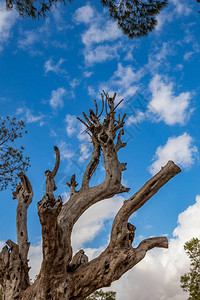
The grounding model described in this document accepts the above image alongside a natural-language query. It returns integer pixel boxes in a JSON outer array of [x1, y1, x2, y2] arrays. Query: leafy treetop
[[180, 238, 200, 300], [0, 116, 30, 191], [85, 289, 116, 300], [6, 0, 168, 38]]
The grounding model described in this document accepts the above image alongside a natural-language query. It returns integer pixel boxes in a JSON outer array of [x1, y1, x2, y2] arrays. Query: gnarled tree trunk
[[0, 92, 181, 299]]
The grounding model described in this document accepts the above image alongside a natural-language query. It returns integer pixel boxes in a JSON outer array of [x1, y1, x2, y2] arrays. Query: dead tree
[[0, 92, 181, 299]]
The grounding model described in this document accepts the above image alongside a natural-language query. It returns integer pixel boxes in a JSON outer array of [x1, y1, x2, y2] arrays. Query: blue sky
[[0, 0, 200, 298]]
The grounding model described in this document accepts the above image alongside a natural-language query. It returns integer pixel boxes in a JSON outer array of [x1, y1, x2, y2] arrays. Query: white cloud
[[155, 0, 192, 32], [70, 78, 80, 89], [84, 44, 120, 64], [64, 114, 91, 162], [50, 129, 57, 137], [170, 0, 192, 16], [28, 241, 42, 281], [147, 42, 175, 73], [61, 191, 70, 204], [73, 4, 123, 65], [44, 58, 66, 74], [0, 240, 5, 249], [25, 110, 44, 125], [183, 28, 200, 54], [78, 143, 91, 162], [49, 87, 66, 109], [112, 63, 143, 90], [58, 140, 74, 160], [149, 133, 198, 175], [83, 71, 93, 78], [71, 195, 125, 253], [183, 51, 194, 61], [82, 20, 122, 47], [16, 107, 44, 126], [155, 10, 173, 32], [18, 18, 63, 55], [65, 114, 78, 137], [149, 75, 192, 125], [96, 63, 143, 101], [127, 111, 145, 126], [18, 30, 40, 51], [3, 192, 200, 300], [111, 195, 200, 300], [17, 20, 51, 54], [51, 4, 72, 31], [0, 4, 17, 52], [73, 4, 95, 24]]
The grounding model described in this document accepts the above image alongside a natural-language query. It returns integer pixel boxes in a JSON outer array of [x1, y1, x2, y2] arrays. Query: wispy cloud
[[51, 4, 72, 31], [89, 63, 144, 102], [18, 14, 68, 55], [49, 87, 66, 110], [0, 4, 17, 52], [149, 133, 198, 175], [58, 140, 74, 160], [83, 70, 93, 78], [16, 107, 44, 126], [28, 240, 43, 281], [44, 58, 67, 75], [155, 0, 192, 32], [84, 43, 120, 64], [147, 42, 175, 74], [73, 4, 124, 65], [70, 78, 80, 89], [182, 26, 200, 60], [17, 19, 52, 55], [78, 142, 91, 163], [65, 115, 91, 162], [65, 114, 77, 137], [183, 51, 194, 61], [170, 0, 192, 16]]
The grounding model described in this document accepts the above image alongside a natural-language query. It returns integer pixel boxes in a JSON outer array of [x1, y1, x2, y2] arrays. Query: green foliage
[[101, 0, 168, 38], [85, 289, 116, 300], [0, 116, 30, 191], [6, 0, 167, 38], [180, 238, 200, 300]]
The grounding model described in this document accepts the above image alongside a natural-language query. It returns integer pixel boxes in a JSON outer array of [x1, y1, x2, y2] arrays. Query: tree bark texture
[[0, 92, 181, 299]]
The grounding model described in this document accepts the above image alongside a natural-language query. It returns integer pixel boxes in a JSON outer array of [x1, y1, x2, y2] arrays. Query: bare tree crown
[[0, 92, 181, 299]]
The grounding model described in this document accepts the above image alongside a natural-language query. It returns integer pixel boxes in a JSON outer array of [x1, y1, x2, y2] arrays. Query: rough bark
[[0, 172, 33, 299], [0, 92, 181, 299]]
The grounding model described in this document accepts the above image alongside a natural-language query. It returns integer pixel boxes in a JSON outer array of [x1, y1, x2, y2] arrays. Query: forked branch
[[67, 174, 79, 196], [70, 161, 181, 299]]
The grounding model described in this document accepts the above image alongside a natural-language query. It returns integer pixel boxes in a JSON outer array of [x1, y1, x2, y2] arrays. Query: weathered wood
[[0, 92, 181, 299]]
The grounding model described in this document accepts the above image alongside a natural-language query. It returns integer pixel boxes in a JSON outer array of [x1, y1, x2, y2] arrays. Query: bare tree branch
[[1, 92, 182, 300], [51, 146, 60, 177], [81, 141, 101, 188], [67, 174, 79, 196], [115, 129, 126, 151], [45, 146, 60, 198], [110, 160, 181, 246], [70, 161, 180, 299]]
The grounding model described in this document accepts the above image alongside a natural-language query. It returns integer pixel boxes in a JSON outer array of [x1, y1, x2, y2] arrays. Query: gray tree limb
[[0, 92, 181, 300]]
